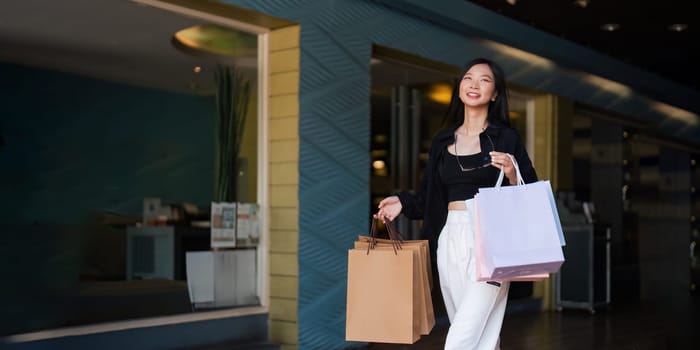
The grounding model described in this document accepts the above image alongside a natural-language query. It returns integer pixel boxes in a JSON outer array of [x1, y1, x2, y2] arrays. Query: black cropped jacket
[[397, 124, 538, 248]]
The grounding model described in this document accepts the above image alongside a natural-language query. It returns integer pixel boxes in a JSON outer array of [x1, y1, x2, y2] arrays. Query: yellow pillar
[[531, 94, 573, 310], [268, 24, 301, 350]]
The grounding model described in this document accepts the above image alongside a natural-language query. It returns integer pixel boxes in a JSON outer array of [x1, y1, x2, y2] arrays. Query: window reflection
[[0, 2, 259, 335]]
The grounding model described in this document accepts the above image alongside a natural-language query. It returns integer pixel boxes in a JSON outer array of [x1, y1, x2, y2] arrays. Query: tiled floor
[[360, 298, 700, 350]]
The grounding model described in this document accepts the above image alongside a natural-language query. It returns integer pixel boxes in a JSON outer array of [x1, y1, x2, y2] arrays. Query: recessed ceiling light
[[573, 0, 590, 8], [668, 23, 688, 32], [600, 23, 620, 32], [506, 0, 517, 5]]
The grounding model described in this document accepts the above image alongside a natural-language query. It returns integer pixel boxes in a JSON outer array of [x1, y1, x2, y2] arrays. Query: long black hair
[[443, 58, 511, 128]]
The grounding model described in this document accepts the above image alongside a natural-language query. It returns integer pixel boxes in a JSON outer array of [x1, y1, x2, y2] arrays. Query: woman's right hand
[[375, 195, 402, 223]]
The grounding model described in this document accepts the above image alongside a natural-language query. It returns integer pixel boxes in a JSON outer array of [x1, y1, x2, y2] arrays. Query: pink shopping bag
[[472, 155, 565, 281], [467, 199, 549, 282], [473, 200, 552, 282]]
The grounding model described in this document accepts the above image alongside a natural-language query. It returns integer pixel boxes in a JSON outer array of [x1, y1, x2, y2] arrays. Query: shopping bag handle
[[367, 217, 403, 255], [495, 154, 525, 189], [385, 220, 404, 243]]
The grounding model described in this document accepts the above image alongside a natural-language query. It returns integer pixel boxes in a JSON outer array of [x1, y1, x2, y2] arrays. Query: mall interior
[[0, 0, 698, 349]]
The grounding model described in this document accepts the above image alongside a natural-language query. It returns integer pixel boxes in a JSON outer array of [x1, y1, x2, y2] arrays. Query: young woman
[[375, 58, 537, 349]]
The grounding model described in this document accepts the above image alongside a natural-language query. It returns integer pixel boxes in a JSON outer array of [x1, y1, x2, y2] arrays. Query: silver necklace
[[454, 132, 495, 172]]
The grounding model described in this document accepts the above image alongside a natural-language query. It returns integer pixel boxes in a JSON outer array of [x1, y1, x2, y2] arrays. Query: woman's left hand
[[489, 151, 516, 185]]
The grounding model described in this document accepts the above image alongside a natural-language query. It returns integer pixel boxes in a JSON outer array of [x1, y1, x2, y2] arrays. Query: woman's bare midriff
[[447, 201, 467, 211]]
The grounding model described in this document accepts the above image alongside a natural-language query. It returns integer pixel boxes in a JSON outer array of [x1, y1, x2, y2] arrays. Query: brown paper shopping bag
[[358, 235, 433, 290], [353, 240, 434, 336], [345, 247, 420, 344]]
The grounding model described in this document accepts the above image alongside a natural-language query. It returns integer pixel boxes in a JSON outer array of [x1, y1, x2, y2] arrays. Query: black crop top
[[441, 150, 499, 201]]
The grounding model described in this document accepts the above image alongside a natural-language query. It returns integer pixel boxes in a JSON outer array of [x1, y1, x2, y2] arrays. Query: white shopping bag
[[472, 155, 565, 281]]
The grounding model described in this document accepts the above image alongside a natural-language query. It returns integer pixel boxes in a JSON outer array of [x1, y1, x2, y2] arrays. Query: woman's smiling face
[[459, 63, 497, 107]]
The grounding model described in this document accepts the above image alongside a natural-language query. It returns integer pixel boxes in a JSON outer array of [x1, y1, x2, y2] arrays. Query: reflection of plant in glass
[[214, 64, 250, 202]]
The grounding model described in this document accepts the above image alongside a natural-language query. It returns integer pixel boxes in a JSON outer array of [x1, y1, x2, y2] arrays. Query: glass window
[[0, 1, 261, 336]]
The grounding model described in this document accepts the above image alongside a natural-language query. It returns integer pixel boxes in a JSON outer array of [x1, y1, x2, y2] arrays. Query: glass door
[[370, 56, 454, 239]]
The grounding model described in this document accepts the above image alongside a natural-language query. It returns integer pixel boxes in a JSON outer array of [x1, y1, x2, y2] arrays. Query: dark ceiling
[[466, 0, 697, 91]]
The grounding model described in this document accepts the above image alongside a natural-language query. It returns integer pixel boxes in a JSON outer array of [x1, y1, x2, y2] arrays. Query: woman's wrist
[[506, 171, 517, 185]]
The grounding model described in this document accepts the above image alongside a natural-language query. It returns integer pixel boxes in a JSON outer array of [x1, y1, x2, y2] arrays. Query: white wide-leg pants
[[437, 207, 510, 350]]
